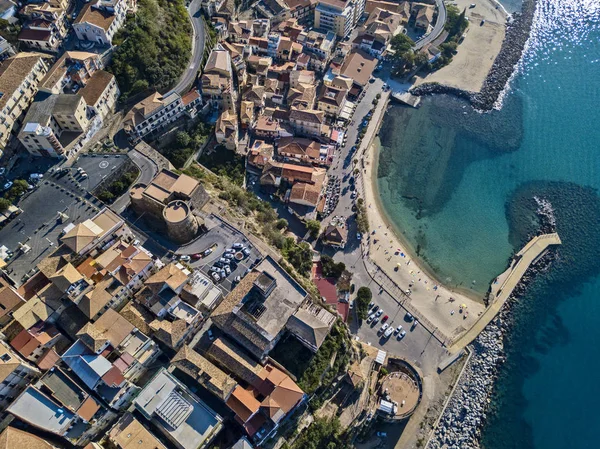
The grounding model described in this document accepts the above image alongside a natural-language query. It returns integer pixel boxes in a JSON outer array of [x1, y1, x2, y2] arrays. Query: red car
[[381, 315, 389, 323], [192, 253, 202, 260]]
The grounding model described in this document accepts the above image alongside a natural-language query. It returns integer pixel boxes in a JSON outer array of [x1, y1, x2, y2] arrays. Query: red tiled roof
[[315, 278, 337, 304], [101, 366, 125, 387]]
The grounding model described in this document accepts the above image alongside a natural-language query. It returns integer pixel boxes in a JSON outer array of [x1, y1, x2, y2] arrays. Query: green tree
[[445, 6, 469, 39], [282, 238, 313, 275], [176, 131, 192, 148], [108, 0, 192, 99], [306, 219, 321, 239], [321, 255, 346, 279], [356, 286, 372, 320], [390, 33, 414, 54], [0, 198, 11, 211], [275, 218, 288, 230]]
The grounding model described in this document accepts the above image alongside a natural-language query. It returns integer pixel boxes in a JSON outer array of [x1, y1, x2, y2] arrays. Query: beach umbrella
[[461, 304, 467, 309], [397, 263, 402, 267]]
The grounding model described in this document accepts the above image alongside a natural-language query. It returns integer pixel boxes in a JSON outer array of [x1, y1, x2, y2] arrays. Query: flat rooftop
[[237, 257, 307, 337], [134, 369, 222, 449], [165, 202, 189, 223], [8, 387, 75, 434]]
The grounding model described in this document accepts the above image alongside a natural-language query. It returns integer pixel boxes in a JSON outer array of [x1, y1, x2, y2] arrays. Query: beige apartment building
[[0, 52, 52, 156], [314, 0, 359, 37], [19, 94, 89, 157]]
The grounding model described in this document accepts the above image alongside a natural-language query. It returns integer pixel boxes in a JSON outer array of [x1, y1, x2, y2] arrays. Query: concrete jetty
[[449, 233, 561, 353], [391, 91, 421, 108]]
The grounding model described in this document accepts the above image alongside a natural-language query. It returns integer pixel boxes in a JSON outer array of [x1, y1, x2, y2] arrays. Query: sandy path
[[414, 0, 507, 93], [359, 139, 486, 342]]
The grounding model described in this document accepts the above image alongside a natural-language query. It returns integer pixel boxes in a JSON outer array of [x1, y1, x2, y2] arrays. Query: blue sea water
[[375, 0, 600, 447]]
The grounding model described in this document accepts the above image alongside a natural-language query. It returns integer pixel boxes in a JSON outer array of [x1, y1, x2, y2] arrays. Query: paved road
[[168, 0, 207, 96], [320, 75, 448, 374], [414, 0, 447, 50], [111, 150, 157, 213]]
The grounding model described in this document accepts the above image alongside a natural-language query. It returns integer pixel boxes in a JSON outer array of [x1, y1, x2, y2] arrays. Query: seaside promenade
[[449, 232, 562, 352]]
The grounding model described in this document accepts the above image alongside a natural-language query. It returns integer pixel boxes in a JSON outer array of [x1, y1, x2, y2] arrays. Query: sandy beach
[[359, 138, 486, 342], [414, 0, 507, 93]]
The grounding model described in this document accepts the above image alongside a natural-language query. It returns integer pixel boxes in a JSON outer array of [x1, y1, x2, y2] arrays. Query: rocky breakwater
[[428, 197, 558, 449], [412, 0, 538, 111]]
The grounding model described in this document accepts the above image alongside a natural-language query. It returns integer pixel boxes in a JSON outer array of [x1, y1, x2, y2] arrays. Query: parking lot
[[176, 215, 263, 294], [71, 153, 128, 191], [0, 176, 102, 285]]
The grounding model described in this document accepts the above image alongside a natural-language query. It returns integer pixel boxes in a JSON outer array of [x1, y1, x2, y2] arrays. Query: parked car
[[398, 330, 406, 339], [395, 325, 403, 334], [234, 275, 241, 283], [380, 323, 389, 333], [0, 168, 5, 175], [242, 247, 251, 257], [218, 257, 230, 265], [371, 304, 379, 313], [384, 326, 394, 339], [207, 329, 214, 340], [29, 173, 43, 180], [412, 320, 419, 330], [211, 272, 220, 282], [3, 181, 13, 190], [367, 314, 375, 323], [381, 315, 389, 323], [376, 309, 383, 317], [377, 432, 387, 437], [203, 248, 213, 256], [233, 242, 244, 249], [368, 302, 375, 309], [179, 255, 190, 261], [372, 317, 380, 325], [405, 312, 414, 322], [224, 253, 235, 259], [224, 248, 236, 254], [192, 253, 202, 260], [224, 265, 231, 275], [357, 233, 361, 241]]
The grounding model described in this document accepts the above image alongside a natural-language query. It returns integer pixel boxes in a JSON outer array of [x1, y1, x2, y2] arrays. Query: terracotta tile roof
[[36, 348, 60, 370], [258, 365, 304, 414], [18, 28, 53, 42], [77, 278, 114, 319], [289, 182, 322, 206], [205, 337, 263, 386], [75, 0, 116, 31], [110, 413, 166, 449], [0, 278, 25, 320], [181, 89, 200, 106], [77, 309, 134, 352], [79, 70, 114, 106], [60, 222, 100, 253], [0, 427, 56, 449], [76, 396, 101, 421], [149, 319, 187, 349], [171, 345, 237, 401], [0, 52, 51, 110], [145, 263, 188, 293], [226, 386, 260, 422], [289, 107, 324, 124], [340, 49, 378, 86], [119, 302, 154, 336], [102, 365, 125, 387]]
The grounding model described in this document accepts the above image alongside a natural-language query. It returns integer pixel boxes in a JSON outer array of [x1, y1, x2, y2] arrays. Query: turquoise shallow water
[[376, 0, 600, 447]]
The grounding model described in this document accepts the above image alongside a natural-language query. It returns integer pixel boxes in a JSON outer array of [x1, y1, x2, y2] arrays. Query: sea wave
[[521, 0, 600, 70]]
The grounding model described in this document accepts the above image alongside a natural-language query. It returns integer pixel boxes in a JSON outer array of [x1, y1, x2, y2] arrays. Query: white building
[[73, 0, 127, 46], [123, 90, 201, 144]]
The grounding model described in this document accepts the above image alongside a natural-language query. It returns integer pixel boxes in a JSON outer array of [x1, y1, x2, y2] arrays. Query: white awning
[[375, 349, 386, 365]]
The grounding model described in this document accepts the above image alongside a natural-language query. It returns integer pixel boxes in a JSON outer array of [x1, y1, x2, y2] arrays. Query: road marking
[[99, 161, 109, 169]]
